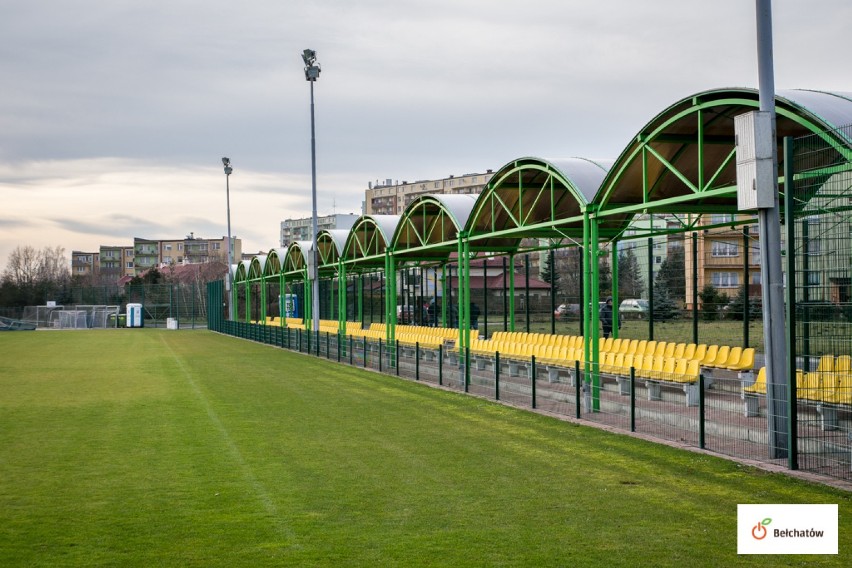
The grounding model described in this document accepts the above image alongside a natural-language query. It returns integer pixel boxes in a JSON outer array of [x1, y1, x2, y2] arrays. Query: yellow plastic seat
[[728, 348, 755, 371], [744, 367, 767, 394], [826, 374, 852, 405], [663, 342, 677, 359], [692, 344, 707, 361], [724, 347, 743, 368], [681, 343, 695, 360], [644, 341, 658, 356], [701, 345, 719, 366]]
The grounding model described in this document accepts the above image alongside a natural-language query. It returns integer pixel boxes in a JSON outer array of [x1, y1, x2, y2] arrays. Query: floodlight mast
[[223, 157, 235, 321], [303, 49, 321, 334]]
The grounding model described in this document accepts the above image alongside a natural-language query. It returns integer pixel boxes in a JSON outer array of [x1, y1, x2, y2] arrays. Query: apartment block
[[364, 170, 494, 215]]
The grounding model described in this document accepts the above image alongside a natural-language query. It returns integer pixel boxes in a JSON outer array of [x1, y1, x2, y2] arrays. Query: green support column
[[441, 263, 447, 327], [338, 261, 346, 336], [385, 251, 397, 346], [590, 213, 601, 411], [611, 244, 619, 339], [357, 273, 364, 324], [279, 273, 285, 326], [260, 276, 267, 324], [582, 210, 591, 371], [245, 281, 251, 323], [508, 254, 516, 331], [303, 269, 311, 330], [458, 232, 470, 350]]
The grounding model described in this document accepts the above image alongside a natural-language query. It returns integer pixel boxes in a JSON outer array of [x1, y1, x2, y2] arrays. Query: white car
[[619, 299, 649, 317]]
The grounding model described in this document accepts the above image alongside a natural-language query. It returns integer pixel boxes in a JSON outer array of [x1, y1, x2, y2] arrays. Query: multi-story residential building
[[280, 214, 359, 247], [364, 170, 494, 215], [685, 214, 761, 309], [121, 236, 239, 276], [71, 251, 98, 278], [98, 246, 126, 281]]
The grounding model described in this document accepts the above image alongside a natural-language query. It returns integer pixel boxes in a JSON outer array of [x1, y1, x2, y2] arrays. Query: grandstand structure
[[210, 88, 852, 483]]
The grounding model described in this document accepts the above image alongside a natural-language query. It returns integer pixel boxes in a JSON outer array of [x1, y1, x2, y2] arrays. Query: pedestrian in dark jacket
[[600, 297, 618, 339]]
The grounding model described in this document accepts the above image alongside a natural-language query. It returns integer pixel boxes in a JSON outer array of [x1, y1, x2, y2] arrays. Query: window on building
[[806, 272, 821, 286], [212, 242, 221, 250], [806, 238, 821, 256], [711, 240, 739, 257], [711, 271, 739, 288], [748, 244, 759, 264], [164, 244, 172, 250], [710, 214, 734, 224], [126, 262, 134, 269]]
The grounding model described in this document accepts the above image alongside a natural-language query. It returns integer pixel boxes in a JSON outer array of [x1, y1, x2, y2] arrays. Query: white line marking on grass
[[160, 336, 299, 548]]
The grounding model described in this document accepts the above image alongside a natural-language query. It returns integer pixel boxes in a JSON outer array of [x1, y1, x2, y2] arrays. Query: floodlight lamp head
[[222, 157, 230, 167], [302, 49, 316, 66]]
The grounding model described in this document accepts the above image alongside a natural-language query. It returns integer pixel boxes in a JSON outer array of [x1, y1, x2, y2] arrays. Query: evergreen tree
[[698, 283, 729, 321], [540, 250, 560, 295], [726, 284, 760, 321], [654, 247, 685, 304], [651, 281, 678, 320], [617, 248, 645, 300]]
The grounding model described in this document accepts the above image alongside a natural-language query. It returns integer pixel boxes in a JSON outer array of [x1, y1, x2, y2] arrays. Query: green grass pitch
[[0, 329, 849, 566]]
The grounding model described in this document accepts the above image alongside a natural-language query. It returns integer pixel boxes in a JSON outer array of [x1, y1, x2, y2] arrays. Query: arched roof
[[594, 88, 852, 239], [248, 255, 267, 280], [264, 247, 288, 277], [466, 157, 611, 252], [234, 260, 251, 283], [392, 194, 478, 263], [283, 240, 312, 274], [342, 214, 401, 269], [316, 229, 349, 268]]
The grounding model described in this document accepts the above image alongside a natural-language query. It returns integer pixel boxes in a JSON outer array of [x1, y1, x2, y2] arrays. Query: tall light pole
[[303, 48, 321, 333], [222, 157, 235, 321]]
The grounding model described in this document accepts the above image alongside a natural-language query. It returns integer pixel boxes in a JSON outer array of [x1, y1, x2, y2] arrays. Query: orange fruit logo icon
[[752, 518, 772, 540]]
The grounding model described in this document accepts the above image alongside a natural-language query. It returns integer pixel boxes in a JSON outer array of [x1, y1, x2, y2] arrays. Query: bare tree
[[1, 245, 71, 307]]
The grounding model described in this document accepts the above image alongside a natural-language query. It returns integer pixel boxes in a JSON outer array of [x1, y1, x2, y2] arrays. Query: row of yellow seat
[[745, 356, 852, 405], [369, 323, 467, 342], [600, 353, 701, 383], [599, 338, 754, 372]]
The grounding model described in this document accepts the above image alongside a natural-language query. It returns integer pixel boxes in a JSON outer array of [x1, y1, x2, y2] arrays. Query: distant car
[[396, 305, 416, 324], [554, 303, 580, 319], [619, 299, 649, 318]]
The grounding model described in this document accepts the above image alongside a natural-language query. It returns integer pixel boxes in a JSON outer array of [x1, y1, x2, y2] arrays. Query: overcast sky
[[2, 0, 851, 266]]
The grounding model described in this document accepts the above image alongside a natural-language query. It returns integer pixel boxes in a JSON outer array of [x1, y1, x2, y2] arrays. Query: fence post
[[415, 342, 420, 381], [783, 135, 798, 471], [699, 373, 706, 449], [495, 351, 500, 400], [396, 340, 400, 376], [629, 366, 636, 432], [575, 360, 581, 419], [531, 355, 537, 409], [438, 344, 443, 386]]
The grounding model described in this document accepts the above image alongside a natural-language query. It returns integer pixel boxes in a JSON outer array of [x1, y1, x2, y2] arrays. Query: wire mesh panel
[[788, 125, 852, 481]]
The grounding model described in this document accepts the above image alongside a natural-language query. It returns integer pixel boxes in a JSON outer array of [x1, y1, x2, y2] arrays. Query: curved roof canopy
[[342, 215, 401, 269], [234, 260, 251, 283], [392, 194, 477, 263], [283, 240, 313, 274], [264, 247, 288, 277], [594, 88, 852, 240], [316, 229, 350, 269], [248, 255, 267, 280], [467, 157, 610, 252]]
